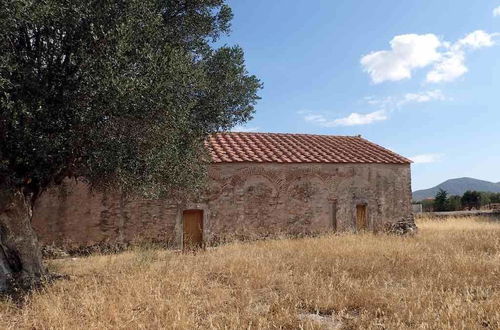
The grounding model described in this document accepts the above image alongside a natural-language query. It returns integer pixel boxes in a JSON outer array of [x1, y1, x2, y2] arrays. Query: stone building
[[32, 132, 413, 249]]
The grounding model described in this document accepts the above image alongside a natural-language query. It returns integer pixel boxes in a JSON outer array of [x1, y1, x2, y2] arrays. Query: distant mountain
[[412, 177, 500, 201]]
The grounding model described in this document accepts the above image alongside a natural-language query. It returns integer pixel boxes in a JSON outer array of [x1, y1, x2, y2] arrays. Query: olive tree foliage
[[446, 195, 462, 211], [0, 0, 260, 291], [461, 191, 481, 210], [0, 0, 262, 200]]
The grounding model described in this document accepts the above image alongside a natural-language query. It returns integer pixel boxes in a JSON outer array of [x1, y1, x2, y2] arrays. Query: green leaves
[[0, 0, 261, 198], [433, 188, 448, 211]]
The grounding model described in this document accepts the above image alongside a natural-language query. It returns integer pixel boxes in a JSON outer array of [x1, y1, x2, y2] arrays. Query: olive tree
[[461, 191, 481, 210], [0, 0, 261, 292]]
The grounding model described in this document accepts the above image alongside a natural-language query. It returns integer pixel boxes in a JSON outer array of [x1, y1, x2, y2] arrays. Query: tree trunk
[[0, 188, 45, 293]]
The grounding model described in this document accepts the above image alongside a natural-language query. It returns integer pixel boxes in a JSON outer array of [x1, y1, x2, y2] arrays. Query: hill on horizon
[[413, 177, 500, 201]]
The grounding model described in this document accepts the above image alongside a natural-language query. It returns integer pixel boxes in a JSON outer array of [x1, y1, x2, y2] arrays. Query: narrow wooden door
[[331, 200, 338, 231], [183, 210, 203, 250], [356, 205, 367, 231]]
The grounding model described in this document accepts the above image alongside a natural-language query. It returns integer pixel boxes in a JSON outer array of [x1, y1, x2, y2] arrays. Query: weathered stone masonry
[[32, 162, 412, 249]]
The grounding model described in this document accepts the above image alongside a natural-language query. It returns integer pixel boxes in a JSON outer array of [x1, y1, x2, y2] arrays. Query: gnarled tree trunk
[[0, 188, 45, 293]]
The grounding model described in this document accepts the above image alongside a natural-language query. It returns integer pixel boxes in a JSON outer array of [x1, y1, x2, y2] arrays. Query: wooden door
[[356, 205, 367, 231], [331, 200, 338, 231], [183, 210, 203, 250]]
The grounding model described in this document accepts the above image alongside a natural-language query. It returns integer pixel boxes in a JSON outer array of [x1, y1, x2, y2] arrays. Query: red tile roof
[[206, 132, 411, 164]]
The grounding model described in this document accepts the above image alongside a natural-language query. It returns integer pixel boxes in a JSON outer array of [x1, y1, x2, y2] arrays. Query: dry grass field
[[1, 216, 500, 329]]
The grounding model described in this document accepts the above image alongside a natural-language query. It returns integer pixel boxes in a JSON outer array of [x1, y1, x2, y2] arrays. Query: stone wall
[[32, 163, 412, 249]]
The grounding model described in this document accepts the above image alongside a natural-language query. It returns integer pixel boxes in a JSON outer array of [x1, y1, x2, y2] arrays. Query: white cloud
[[304, 110, 387, 127], [409, 153, 443, 164], [457, 30, 495, 49], [231, 125, 260, 132], [426, 50, 467, 83], [361, 34, 442, 83], [426, 30, 498, 83], [493, 6, 500, 17], [401, 89, 446, 104], [303, 89, 446, 128], [361, 30, 498, 84], [365, 89, 446, 109]]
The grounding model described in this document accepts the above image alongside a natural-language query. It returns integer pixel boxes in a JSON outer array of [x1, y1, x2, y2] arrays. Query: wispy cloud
[[366, 89, 446, 108], [402, 90, 446, 103], [231, 125, 260, 132], [409, 153, 443, 164], [494, 6, 500, 17], [361, 30, 499, 84], [304, 110, 387, 127], [302, 89, 446, 128]]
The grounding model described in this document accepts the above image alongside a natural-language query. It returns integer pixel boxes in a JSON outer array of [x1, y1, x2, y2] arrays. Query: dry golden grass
[[1, 216, 500, 329]]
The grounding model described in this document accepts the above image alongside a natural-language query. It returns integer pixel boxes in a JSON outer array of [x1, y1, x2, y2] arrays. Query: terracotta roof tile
[[206, 132, 411, 164]]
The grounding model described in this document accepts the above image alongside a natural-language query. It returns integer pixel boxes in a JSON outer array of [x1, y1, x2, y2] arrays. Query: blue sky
[[220, 0, 500, 191]]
